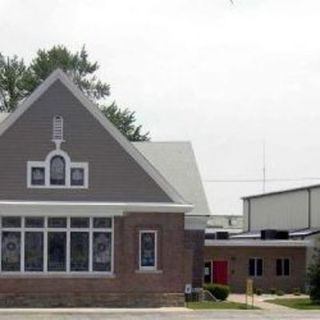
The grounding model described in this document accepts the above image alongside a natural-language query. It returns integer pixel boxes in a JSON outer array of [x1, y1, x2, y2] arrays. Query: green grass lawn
[[187, 301, 259, 310], [265, 298, 320, 310]]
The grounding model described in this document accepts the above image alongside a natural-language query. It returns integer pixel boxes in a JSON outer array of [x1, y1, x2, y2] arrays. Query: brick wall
[[204, 246, 306, 293], [185, 230, 205, 288], [0, 212, 191, 307]]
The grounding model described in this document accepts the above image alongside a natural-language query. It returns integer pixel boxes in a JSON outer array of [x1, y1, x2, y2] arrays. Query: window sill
[[0, 272, 116, 278], [135, 269, 163, 274]]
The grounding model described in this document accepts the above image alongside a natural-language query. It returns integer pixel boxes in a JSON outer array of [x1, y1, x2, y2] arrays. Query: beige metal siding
[[243, 200, 249, 231], [250, 190, 308, 230], [0, 80, 172, 202], [310, 188, 320, 227]]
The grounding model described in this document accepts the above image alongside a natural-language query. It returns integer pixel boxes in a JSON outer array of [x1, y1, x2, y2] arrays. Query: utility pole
[[262, 140, 266, 193]]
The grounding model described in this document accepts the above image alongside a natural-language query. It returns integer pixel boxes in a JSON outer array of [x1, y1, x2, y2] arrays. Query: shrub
[[307, 247, 320, 303], [270, 288, 277, 295], [203, 283, 230, 301], [276, 289, 284, 296], [255, 288, 263, 296], [292, 288, 301, 296]]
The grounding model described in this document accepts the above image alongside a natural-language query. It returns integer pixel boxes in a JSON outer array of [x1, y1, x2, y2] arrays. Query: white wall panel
[[249, 190, 308, 230]]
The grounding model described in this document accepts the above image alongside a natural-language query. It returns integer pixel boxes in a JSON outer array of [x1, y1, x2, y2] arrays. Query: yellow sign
[[246, 279, 253, 296]]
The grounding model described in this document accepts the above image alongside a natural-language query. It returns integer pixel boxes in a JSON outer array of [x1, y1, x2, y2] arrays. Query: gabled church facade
[[0, 70, 209, 307]]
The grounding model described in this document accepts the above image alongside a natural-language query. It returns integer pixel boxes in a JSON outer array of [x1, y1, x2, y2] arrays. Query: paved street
[[0, 309, 319, 320]]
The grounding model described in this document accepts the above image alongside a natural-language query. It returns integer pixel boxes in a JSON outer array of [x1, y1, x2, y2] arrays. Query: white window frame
[[139, 230, 158, 271], [0, 216, 113, 276], [276, 257, 291, 277], [248, 257, 263, 277], [27, 149, 88, 189]]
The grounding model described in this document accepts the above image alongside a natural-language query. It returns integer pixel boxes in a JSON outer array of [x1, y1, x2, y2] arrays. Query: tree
[[0, 46, 150, 141], [101, 102, 150, 141], [307, 246, 320, 304], [26, 45, 110, 102], [0, 54, 29, 112]]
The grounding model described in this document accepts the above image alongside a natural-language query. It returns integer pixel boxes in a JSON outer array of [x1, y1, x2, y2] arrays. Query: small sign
[[245, 278, 254, 309], [185, 284, 192, 294], [246, 279, 253, 296]]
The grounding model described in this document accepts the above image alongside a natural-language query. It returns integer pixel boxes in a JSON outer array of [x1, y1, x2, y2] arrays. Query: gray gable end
[[0, 73, 182, 203]]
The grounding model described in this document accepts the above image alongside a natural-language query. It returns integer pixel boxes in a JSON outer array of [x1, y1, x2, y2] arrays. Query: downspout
[[248, 199, 251, 232], [307, 189, 311, 229]]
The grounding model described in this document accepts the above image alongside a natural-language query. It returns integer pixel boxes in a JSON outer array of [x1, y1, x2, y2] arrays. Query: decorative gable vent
[[52, 115, 64, 142]]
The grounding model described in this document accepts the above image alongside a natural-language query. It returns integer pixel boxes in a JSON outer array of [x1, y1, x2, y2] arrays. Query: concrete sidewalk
[[228, 293, 306, 310]]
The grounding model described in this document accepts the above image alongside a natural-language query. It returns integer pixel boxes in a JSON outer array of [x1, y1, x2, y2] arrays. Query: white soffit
[[0, 201, 193, 216], [205, 239, 313, 247], [0, 70, 186, 205]]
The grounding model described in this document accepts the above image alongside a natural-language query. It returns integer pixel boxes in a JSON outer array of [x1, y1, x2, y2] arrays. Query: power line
[[204, 177, 320, 183]]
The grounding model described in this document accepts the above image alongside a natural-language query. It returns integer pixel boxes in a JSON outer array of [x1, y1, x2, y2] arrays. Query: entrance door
[[204, 261, 212, 283], [212, 260, 228, 285]]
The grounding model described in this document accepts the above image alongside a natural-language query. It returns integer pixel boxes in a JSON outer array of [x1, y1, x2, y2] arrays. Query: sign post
[[245, 279, 254, 309], [185, 284, 192, 307]]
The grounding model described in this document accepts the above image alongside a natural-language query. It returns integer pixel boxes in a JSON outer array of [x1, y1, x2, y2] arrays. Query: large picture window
[[0, 216, 113, 274]]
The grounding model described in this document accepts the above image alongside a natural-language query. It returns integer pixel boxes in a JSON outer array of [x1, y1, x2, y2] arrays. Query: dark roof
[[230, 228, 320, 239]]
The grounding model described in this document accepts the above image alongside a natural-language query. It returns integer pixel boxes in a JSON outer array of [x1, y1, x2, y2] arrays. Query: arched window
[[50, 156, 66, 185]]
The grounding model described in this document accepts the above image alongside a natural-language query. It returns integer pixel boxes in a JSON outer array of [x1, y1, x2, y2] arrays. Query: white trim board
[[205, 239, 313, 247], [0, 69, 187, 205], [0, 200, 193, 216]]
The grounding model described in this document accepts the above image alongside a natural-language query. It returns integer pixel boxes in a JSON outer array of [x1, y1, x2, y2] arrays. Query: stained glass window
[[25, 217, 44, 228], [71, 168, 84, 186], [70, 218, 89, 228], [50, 156, 65, 185], [2, 217, 21, 228], [2, 232, 21, 271], [93, 218, 112, 229], [31, 167, 45, 185], [48, 232, 66, 271], [71, 232, 89, 271], [0, 217, 112, 273], [48, 217, 67, 228], [140, 231, 156, 269], [93, 232, 112, 271], [25, 232, 43, 271]]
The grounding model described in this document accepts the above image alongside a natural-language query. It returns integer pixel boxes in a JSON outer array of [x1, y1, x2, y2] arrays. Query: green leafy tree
[[0, 54, 29, 112], [26, 45, 110, 101], [0, 46, 150, 141], [101, 102, 150, 141], [307, 247, 320, 304]]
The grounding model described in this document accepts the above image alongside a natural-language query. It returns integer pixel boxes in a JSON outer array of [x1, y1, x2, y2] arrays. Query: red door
[[212, 261, 228, 285]]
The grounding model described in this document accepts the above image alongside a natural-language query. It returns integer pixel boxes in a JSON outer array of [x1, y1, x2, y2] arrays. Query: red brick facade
[[204, 246, 307, 293], [0, 212, 199, 307]]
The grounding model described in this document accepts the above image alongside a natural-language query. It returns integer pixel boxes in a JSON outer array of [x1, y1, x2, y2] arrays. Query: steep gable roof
[[134, 141, 210, 215], [0, 69, 186, 204]]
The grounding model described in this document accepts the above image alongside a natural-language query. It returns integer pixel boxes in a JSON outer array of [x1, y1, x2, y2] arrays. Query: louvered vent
[[53, 116, 64, 141]]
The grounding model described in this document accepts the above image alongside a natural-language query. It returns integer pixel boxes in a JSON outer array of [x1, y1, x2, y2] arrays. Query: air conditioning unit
[[261, 229, 277, 240], [276, 230, 289, 240], [216, 231, 229, 240]]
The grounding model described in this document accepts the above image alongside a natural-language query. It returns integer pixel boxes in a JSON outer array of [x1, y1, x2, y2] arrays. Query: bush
[[276, 289, 284, 296], [270, 288, 277, 295], [255, 288, 263, 296], [307, 247, 320, 303], [203, 283, 230, 301], [292, 288, 301, 296]]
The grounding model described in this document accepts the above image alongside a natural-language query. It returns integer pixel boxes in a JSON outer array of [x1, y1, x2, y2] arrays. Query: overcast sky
[[2, 0, 320, 215]]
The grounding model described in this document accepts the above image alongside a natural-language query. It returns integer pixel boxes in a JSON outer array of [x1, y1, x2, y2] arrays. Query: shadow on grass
[[187, 301, 260, 310], [265, 298, 320, 310]]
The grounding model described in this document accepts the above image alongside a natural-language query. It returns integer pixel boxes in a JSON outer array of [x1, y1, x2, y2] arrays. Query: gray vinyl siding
[[0, 80, 172, 202]]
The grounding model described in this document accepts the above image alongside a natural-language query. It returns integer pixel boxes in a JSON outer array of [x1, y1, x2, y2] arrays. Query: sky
[[1, 0, 320, 215]]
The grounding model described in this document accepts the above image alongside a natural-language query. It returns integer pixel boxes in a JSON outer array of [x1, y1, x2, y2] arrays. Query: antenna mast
[[262, 140, 266, 193]]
